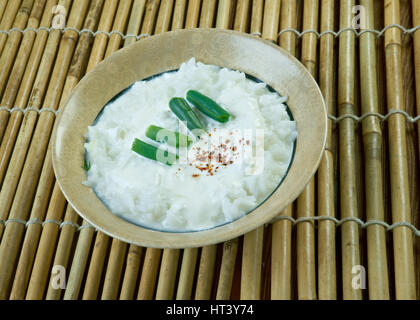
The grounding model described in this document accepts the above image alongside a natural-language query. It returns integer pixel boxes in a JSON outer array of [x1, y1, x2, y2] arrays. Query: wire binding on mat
[[277, 24, 420, 38], [2, 218, 27, 226], [1, 24, 419, 39], [0, 218, 96, 232], [0, 216, 418, 236], [1, 106, 418, 124], [0, 107, 60, 115], [269, 215, 420, 237], [328, 109, 420, 124], [0, 26, 151, 40]]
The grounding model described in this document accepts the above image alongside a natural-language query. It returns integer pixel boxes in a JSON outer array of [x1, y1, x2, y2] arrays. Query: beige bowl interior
[[52, 28, 327, 248]]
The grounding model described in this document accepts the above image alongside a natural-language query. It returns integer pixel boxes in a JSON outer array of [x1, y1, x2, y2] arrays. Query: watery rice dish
[[84, 58, 297, 232]]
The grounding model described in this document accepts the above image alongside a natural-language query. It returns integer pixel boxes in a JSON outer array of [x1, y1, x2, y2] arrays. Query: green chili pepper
[[186, 90, 230, 123], [169, 97, 206, 135], [132, 138, 178, 166], [145, 125, 193, 148]]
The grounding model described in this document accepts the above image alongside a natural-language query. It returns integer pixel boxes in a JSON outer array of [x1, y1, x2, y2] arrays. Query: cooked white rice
[[84, 58, 297, 232]]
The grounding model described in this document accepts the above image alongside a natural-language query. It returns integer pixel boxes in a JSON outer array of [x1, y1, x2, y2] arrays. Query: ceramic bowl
[[52, 28, 327, 248]]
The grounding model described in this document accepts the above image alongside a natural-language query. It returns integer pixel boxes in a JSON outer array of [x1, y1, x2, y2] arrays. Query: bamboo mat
[[0, 0, 418, 300]]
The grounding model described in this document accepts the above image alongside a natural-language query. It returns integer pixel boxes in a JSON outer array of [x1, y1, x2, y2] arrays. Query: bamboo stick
[[140, 0, 161, 36], [233, 0, 250, 32], [24, 0, 105, 300], [171, 0, 187, 30], [240, 0, 281, 301], [0, 0, 90, 300], [216, 239, 238, 299], [296, 0, 318, 300], [0, 0, 36, 102], [316, 0, 336, 300], [155, 249, 180, 300], [82, 232, 109, 300], [120, 245, 144, 299], [176, 248, 198, 299], [271, 0, 296, 300], [215, 0, 235, 29], [137, 248, 162, 299], [359, 0, 389, 300], [104, 0, 134, 59], [384, 0, 416, 299], [62, 221, 95, 300], [25, 185, 67, 299], [123, 0, 146, 47], [301, 0, 319, 75], [414, 0, 420, 158], [185, 0, 201, 29], [45, 207, 80, 300], [261, 0, 281, 42], [338, 0, 362, 300], [154, 0, 173, 34], [278, 0, 296, 52], [295, 0, 303, 58], [372, 0, 389, 301], [9, 137, 55, 299], [214, 0, 249, 301], [74, 240, 107, 295], [81, 0, 134, 301], [86, 0, 119, 72], [261, 228, 272, 299], [0, 0, 23, 56], [271, 208, 294, 299], [155, 0, 174, 34], [195, 245, 217, 300], [61, 0, 119, 301], [250, 0, 263, 35], [92, 230, 118, 299], [0, 0, 61, 190], [138, 0, 160, 38], [0, 1, 7, 23], [411, 0, 420, 300], [101, 239, 128, 300], [199, 0, 217, 28], [241, 228, 263, 300]]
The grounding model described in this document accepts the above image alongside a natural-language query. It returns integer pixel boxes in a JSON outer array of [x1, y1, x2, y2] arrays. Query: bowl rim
[[52, 28, 327, 248]]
